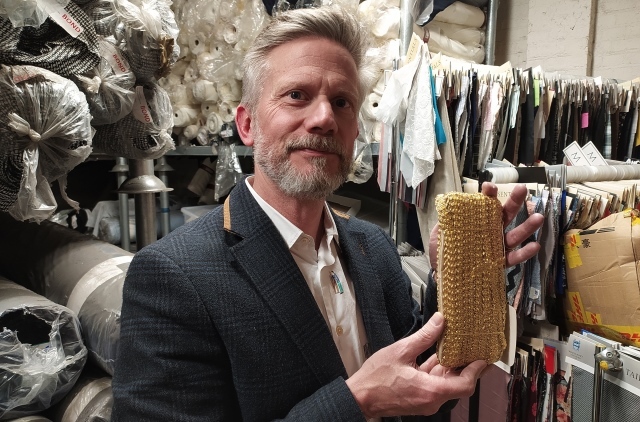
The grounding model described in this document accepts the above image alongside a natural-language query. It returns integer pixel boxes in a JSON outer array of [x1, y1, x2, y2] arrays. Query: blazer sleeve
[[112, 247, 242, 421]]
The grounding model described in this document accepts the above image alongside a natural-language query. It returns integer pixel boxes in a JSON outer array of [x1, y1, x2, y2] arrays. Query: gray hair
[[241, 6, 374, 112]]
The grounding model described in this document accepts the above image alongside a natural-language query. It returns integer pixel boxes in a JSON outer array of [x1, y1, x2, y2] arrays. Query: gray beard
[[253, 129, 352, 200]]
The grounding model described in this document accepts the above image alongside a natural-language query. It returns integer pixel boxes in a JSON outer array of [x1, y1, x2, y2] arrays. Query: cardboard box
[[564, 210, 640, 346]]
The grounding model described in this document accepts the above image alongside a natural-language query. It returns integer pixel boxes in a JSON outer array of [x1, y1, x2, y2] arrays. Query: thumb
[[398, 312, 445, 359]]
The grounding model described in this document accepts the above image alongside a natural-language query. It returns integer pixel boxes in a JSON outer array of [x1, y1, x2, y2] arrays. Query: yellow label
[[405, 33, 422, 64], [567, 291, 587, 323], [587, 312, 602, 325], [564, 233, 583, 268]]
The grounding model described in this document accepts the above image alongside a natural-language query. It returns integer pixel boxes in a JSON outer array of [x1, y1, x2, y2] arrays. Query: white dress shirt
[[246, 178, 369, 377]]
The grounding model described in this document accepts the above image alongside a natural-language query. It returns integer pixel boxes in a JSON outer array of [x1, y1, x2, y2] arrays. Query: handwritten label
[[132, 86, 154, 125], [582, 141, 609, 166], [563, 141, 589, 166]]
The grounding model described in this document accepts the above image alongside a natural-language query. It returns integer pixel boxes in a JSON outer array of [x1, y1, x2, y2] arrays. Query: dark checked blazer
[[111, 178, 422, 422]]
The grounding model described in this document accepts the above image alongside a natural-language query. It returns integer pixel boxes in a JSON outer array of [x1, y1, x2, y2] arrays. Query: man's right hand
[[345, 312, 486, 419]]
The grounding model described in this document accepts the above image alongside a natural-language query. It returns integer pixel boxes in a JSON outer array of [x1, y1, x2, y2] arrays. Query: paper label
[[99, 42, 128, 75], [132, 86, 154, 125], [11, 66, 41, 84], [435, 74, 444, 98], [405, 33, 423, 64], [582, 141, 609, 166], [563, 141, 589, 166], [42, 0, 84, 38], [581, 112, 589, 128]]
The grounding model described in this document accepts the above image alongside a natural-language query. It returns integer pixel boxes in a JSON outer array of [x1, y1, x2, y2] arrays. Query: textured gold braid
[[435, 192, 506, 368]]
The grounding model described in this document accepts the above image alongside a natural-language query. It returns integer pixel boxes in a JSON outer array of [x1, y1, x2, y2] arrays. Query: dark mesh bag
[[0, 2, 100, 77], [0, 65, 93, 222], [92, 82, 175, 159]]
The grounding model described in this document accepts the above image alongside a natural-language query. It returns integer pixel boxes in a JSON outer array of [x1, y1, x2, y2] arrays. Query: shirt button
[[336, 325, 343, 336]]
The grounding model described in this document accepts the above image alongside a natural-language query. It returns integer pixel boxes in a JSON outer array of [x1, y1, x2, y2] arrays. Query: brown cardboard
[[564, 210, 640, 345]]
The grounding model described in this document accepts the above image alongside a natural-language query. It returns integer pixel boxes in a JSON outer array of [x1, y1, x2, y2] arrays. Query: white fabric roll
[[427, 29, 485, 63], [188, 33, 208, 55], [219, 101, 237, 123], [183, 124, 200, 140], [434, 1, 485, 28], [361, 93, 382, 121], [188, 157, 215, 196], [426, 21, 485, 45], [372, 7, 400, 39], [205, 112, 223, 135], [217, 79, 241, 102], [192, 79, 218, 103], [201, 101, 218, 116], [172, 105, 199, 127]]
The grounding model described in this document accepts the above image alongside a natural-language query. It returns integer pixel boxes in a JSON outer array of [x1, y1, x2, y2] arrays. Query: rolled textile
[[73, 39, 136, 125], [97, 211, 185, 244], [0, 2, 100, 77], [433, 1, 485, 28], [0, 0, 70, 28], [0, 277, 87, 420], [205, 112, 223, 135], [183, 124, 200, 140], [91, 83, 176, 159], [425, 20, 485, 45], [47, 376, 112, 422], [7, 416, 53, 421], [0, 65, 93, 222], [0, 212, 133, 375], [172, 105, 199, 127], [188, 157, 216, 196], [427, 28, 485, 63], [111, 0, 180, 80]]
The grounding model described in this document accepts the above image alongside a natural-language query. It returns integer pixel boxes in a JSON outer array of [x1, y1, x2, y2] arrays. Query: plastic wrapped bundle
[[433, 1, 485, 27], [111, 0, 180, 80], [0, 213, 133, 376], [92, 83, 175, 159], [0, 65, 93, 222], [48, 376, 112, 422], [425, 21, 485, 45], [0, 277, 87, 420], [0, 2, 100, 77], [82, 0, 118, 37], [8, 416, 53, 421], [73, 40, 136, 125], [427, 27, 485, 63], [0, 0, 71, 28]]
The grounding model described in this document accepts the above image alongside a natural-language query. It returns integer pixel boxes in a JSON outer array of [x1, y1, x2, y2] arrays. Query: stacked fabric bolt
[[0, 277, 87, 420], [424, 1, 486, 63], [47, 375, 113, 422], [0, 65, 93, 222]]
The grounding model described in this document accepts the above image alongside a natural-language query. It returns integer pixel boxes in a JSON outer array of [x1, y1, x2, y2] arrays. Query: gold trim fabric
[[435, 192, 506, 368]]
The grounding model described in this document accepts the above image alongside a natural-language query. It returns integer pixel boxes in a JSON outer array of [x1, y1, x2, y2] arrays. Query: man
[[112, 6, 543, 421]]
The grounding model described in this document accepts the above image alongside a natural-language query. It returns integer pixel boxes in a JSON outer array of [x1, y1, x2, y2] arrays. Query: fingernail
[[431, 312, 444, 327]]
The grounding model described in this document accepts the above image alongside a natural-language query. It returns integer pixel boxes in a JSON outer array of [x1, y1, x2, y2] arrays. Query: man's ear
[[235, 104, 253, 147]]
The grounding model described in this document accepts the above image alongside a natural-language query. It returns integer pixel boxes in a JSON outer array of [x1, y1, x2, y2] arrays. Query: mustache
[[286, 135, 345, 157]]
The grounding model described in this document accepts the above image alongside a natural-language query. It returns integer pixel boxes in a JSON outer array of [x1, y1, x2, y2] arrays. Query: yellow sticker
[[567, 291, 586, 323], [564, 233, 583, 268], [587, 312, 602, 325]]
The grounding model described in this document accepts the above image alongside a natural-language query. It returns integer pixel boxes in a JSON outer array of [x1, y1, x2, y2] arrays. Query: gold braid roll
[[435, 192, 506, 368]]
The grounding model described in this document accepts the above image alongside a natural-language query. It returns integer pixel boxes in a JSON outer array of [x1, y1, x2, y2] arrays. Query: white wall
[[495, 0, 640, 81]]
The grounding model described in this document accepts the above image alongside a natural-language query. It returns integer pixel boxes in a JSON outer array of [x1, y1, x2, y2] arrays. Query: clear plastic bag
[[74, 39, 136, 125], [0, 277, 87, 419], [91, 83, 175, 159], [0, 65, 94, 222], [111, 0, 180, 80], [214, 141, 243, 201], [348, 114, 374, 184], [427, 26, 485, 63], [0, 0, 71, 28]]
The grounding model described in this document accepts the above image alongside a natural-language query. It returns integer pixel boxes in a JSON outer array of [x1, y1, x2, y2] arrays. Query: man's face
[[250, 36, 360, 200]]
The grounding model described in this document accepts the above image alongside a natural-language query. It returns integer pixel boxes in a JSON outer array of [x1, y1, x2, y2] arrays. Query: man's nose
[[304, 98, 338, 136]]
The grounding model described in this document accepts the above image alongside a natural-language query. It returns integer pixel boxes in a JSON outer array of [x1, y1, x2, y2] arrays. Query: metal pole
[[156, 156, 171, 238], [114, 157, 130, 251], [592, 343, 605, 422], [399, 0, 413, 55], [485, 0, 499, 65], [129, 159, 157, 249]]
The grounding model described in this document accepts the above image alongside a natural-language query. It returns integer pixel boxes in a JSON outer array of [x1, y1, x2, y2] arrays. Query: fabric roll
[[0, 213, 134, 375], [113, 0, 180, 81], [192, 79, 218, 103], [0, 277, 87, 420], [172, 105, 199, 127], [188, 157, 216, 196], [0, 2, 100, 77], [48, 376, 112, 422], [7, 416, 53, 421], [205, 112, 223, 135], [73, 40, 136, 125], [92, 83, 176, 159], [425, 21, 485, 45], [97, 211, 185, 245], [434, 1, 485, 27], [0, 65, 93, 222], [361, 93, 382, 121], [427, 29, 485, 63]]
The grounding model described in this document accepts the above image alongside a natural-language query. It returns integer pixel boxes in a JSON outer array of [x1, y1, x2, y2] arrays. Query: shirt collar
[[245, 177, 339, 249]]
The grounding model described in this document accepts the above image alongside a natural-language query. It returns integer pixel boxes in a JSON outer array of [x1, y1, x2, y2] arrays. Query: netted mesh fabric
[[601, 377, 640, 422], [435, 192, 506, 368], [0, 2, 100, 77], [91, 83, 174, 159], [571, 366, 594, 422]]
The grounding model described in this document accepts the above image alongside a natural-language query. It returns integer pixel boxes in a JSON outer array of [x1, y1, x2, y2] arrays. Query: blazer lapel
[[333, 214, 396, 355], [223, 181, 347, 384]]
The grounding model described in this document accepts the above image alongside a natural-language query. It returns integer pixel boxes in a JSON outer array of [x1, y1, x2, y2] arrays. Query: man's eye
[[334, 98, 349, 108], [289, 91, 302, 100]]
